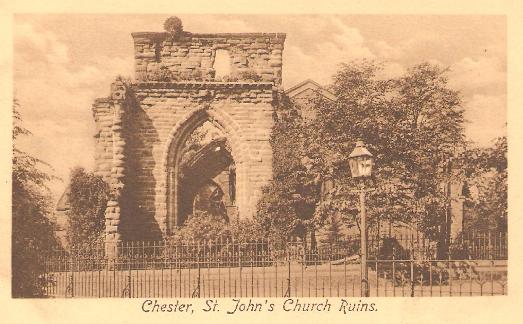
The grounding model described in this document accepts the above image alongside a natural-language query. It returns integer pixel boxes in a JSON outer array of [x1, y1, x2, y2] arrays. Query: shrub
[[148, 65, 176, 82], [164, 16, 183, 37], [229, 218, 264, 242], [66, 167, 109, 246], [172, 211, 230, 242]]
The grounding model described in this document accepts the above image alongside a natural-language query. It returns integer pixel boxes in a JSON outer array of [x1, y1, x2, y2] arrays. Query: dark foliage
[[171, 211, 264, 243], [12, 99, 60, 297], [66, 167, 109, 246], [256, 95, 319, 244], [458, 136, 507, 232], [310, 61, 466, 243]]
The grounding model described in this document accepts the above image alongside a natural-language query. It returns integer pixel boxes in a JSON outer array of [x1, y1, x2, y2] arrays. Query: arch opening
[[165, 110, 240, 235]]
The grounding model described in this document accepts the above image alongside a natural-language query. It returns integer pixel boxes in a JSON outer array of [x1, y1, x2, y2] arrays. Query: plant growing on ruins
[[164, 16, 184, 38], [148, 65, 176, 82], [191, 69, 204, 81], [238, 70, 262, 82], [12, 99, 60, 297], [219, 69, 262, 83], [66, 167, 109, 246]]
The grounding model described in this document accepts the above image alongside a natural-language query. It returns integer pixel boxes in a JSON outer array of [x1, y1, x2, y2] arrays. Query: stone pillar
[[104, 80, 127, 258]]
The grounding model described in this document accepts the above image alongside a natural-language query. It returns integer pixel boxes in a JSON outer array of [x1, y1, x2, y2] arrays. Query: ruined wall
[[123, 82, 275, 240], [132, 32, 285, 85], [93, 80, 277, 242], [92, 19, 285, 244], [92, 81, 130, 244]]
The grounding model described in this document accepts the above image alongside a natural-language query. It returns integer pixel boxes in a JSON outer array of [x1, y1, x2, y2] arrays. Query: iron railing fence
[[41, 232, 507, 298], [367, 231, 507, 261]]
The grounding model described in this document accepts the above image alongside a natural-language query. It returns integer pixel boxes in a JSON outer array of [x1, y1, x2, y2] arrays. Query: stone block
[[109, 219, 121, 226], [112, 124, 122, 131], [106, 225, 118, 233], [112, 160, 125, 168], [136, 52, 156, 59], [270, 60, 282, 67]]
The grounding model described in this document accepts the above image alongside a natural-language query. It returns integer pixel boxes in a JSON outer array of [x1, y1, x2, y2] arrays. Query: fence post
[[128, 241, 132, 298], [392, 244, 396, 297], [488, 231, 493, 260], [410, 234, 415, 297], [250, 243, 254, 298], [286, 246, 291, 297], [192, 240, 201, 298], [66, 251, 74, 298]]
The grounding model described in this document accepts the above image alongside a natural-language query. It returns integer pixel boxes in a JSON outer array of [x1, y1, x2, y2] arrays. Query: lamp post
[[348, 139, 374, 297]]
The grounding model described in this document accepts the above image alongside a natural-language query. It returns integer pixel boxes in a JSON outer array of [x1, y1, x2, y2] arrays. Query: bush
[[229, 218, 264, 242], [66, 167, 109, 246], [171, 212, 266, 244], [164, 16, 183, 37], [172, 211, 229, 242], [318, 214, 345, 248], [370, 238, 466, 286], [377, 237, 410, 260]]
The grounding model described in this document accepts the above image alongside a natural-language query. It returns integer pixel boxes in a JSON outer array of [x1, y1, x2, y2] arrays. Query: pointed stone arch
[[158, 105, 250, 235]]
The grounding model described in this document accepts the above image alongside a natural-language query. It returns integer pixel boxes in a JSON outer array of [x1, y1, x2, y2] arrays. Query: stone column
[[104, 80, 127, 258]]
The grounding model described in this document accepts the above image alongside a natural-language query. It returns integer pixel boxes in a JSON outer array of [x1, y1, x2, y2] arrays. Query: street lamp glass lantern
[[348, 140, 374, 178]]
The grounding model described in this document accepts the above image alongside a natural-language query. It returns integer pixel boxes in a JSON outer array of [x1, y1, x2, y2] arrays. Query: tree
[[255, 95, 319, 245], [66, 167, 109, 246], [297, 61, 465, 251], [459, 136, 507, 232], [12, 99, 60, 297], [256, 60, 468, 257]]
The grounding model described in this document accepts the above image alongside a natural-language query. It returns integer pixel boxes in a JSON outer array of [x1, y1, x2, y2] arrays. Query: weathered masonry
[[92, 17, 285, 247]]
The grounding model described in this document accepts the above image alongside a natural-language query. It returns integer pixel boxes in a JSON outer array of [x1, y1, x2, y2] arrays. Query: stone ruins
[[91, 17, 285, 247], [54, 17, 465, 252]]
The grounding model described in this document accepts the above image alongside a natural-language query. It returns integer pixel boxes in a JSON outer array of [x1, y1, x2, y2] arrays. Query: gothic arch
[[159, 105, 250, 235]]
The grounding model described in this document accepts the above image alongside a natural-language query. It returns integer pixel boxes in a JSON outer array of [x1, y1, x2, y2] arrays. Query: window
[[214, 49, 231, 79]]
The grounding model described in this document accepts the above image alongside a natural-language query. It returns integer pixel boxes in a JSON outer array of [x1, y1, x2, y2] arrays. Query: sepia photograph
[[11, 13, 508, 299]]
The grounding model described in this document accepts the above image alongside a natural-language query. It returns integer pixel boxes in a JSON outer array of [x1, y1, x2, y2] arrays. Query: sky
[[13, 14, 507, 201]]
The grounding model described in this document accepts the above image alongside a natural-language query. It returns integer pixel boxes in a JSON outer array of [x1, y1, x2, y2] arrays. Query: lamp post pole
[[348, 139, 373, 298], [359, 183, 369, 297]]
